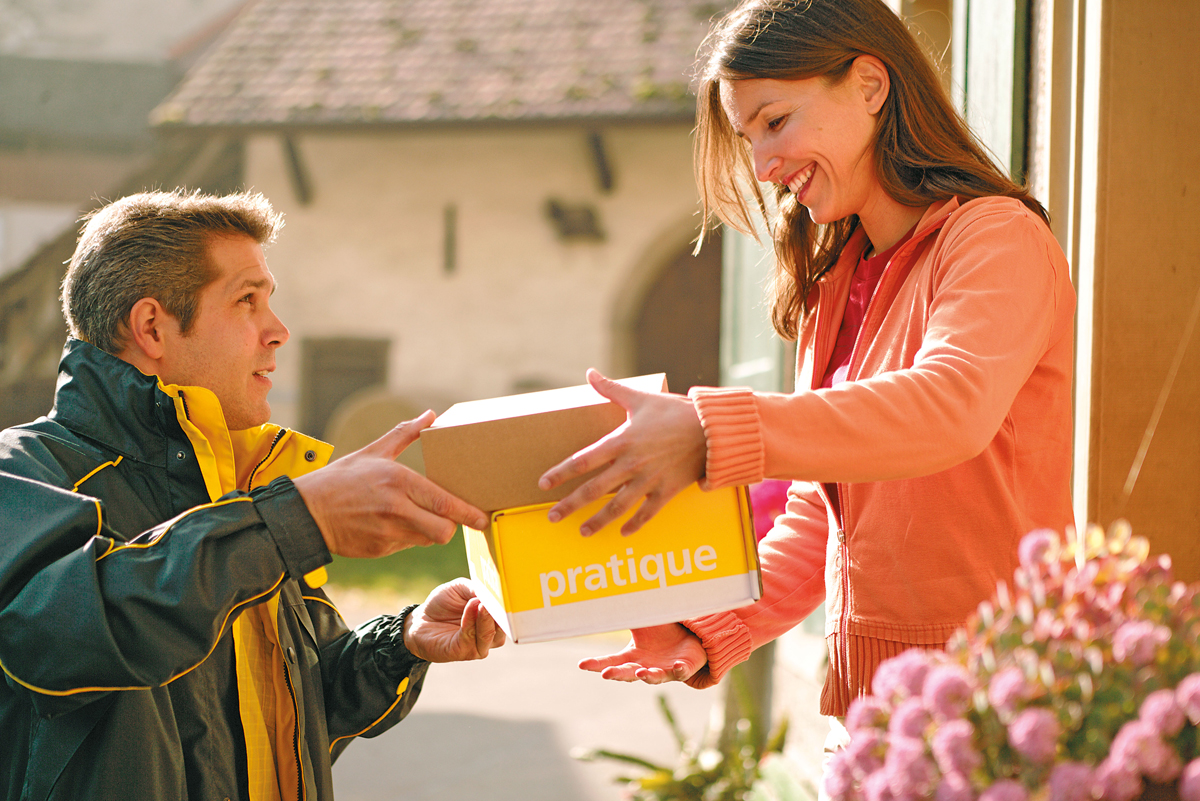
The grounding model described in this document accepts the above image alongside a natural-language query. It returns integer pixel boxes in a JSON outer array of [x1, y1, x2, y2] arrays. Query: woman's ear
[[852, 55, 890, 116]]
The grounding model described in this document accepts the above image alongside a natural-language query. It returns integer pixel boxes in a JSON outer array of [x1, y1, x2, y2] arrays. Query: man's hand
[[403, 579, 506, 662], [538, 369, 706, 536], [578, 623, 707, 684], [293, 411, 489, 559]]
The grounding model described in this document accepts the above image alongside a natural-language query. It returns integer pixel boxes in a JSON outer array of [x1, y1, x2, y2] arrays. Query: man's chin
[[227, 404, 271, 431]]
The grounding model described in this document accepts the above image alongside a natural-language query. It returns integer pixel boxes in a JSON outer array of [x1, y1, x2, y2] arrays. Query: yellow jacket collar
[[155, 380, 333, 501]]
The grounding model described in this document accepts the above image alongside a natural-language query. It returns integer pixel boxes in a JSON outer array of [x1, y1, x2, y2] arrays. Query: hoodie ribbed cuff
[[688, 386, 764, 490], [681, 610, 753, 689]]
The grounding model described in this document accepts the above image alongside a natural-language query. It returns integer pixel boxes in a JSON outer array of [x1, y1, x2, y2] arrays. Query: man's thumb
[[359, 410, 436, 460]]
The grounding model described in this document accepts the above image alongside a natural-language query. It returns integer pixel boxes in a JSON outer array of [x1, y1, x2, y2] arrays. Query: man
[[0, 189, 504, 800]]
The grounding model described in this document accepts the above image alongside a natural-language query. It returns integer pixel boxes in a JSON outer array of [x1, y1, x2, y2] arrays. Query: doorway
[[631, 228, 723, 395]]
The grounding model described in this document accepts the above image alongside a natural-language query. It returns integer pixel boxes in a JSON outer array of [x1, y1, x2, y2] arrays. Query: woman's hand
[[538, 369, 706, 536], [578, 624, 707, 683]]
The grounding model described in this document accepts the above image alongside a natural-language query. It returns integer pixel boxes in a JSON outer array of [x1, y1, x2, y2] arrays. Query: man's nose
[[266, 310, 289, 347]]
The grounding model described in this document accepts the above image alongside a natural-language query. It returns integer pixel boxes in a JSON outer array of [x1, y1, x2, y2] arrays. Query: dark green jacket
[[0, 340, 428, 800]]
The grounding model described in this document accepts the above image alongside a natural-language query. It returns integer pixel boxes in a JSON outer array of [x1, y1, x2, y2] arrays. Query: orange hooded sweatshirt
[[680, 196, 1076, 715]]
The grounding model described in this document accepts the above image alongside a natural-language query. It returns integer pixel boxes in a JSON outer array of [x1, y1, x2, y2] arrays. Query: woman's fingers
[[586, 368, 643, 411], [539, 428, 624, 496]]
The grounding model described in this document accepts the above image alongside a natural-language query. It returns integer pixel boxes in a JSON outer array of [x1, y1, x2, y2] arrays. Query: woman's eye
[[767, 116, 786, 130]]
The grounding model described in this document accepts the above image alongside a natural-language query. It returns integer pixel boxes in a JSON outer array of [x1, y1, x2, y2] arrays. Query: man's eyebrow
[[232, 277, 276, 295]]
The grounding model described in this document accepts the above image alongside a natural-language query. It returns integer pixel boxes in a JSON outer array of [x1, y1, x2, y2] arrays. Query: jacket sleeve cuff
[[681, 610, 753, 689], [253, 475, 332, 579], [687, 386, 764, 489], [368, 604, 428, 678]]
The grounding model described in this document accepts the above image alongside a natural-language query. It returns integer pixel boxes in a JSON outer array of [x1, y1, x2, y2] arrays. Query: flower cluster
[[827, 522, 1200, 801]]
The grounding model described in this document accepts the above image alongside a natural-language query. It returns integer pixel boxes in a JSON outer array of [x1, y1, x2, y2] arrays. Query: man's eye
[[240, 294, 255, 304]]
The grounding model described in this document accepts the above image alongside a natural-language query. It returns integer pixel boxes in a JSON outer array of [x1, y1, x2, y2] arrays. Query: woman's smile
[[784, 163, 817, 197]]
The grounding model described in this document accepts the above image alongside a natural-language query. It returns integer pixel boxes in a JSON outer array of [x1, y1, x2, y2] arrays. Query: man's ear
[[124, 297, 169, 362], [852, 55, 890, 116]]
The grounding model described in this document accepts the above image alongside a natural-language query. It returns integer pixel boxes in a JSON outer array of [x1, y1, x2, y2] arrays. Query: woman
[[539, 0, 1075, 724]]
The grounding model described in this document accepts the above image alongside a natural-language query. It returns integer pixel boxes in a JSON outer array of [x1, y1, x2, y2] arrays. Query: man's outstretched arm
[[293, 411, 488, 559]]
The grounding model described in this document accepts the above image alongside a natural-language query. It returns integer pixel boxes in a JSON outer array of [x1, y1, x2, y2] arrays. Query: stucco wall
[[244, 123, 699, 428]]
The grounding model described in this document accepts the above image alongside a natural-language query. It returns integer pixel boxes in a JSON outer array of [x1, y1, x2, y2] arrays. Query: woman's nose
[[754, 149, 781, 184]]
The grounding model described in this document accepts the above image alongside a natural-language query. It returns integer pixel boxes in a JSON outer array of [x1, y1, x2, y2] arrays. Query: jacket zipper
[[177, 391, 303, 792], [251, 427, 302, 797], [817, 269, 853, 690], [831, 231, 925, 697], [808, 281, 853, 679], [281, 656, 305, 801], [836, 490, 849, 685], [247, 429, 287, 489]]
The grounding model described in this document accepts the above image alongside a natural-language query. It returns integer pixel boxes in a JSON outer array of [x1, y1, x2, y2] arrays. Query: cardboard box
[[420, 373, 668, 512], [465, 483, 762, 643], [419, 374, 762, 642]]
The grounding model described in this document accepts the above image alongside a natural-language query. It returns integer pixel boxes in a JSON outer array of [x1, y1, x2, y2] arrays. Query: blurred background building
[[146, 0, 730, 468], [0, 0, 249, 422], [1, 0, 1198, 790]]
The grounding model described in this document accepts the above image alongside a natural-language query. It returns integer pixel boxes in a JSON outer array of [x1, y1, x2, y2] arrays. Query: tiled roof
[[152, 0, 731, 129]]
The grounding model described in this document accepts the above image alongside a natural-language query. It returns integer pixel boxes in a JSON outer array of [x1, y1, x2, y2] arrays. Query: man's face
[[157, 234, 289, 430]]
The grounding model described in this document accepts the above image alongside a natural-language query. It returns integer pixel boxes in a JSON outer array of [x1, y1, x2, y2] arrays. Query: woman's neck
[[859, 196, 927, 256]]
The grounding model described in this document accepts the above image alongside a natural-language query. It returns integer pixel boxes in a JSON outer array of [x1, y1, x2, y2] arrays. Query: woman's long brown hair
[[694, 0, 1047, 339]]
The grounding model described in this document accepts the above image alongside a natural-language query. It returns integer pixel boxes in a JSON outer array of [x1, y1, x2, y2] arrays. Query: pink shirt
[[821, 230, 914, 390]]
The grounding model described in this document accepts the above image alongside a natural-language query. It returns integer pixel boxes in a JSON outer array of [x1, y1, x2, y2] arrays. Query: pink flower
[[1063, 561, 1100, 604], [1111, 620, 1170, 666], [1018, 528, 1059, 568], [924, 663, 974, 721], [1032, 608, 1066, 641], [862, 767, 895, 801], [1142, 744, 1183, 784], [872, 649, 933, 702], [1140, 689, 1186, 737], [1177, 673, 1200, 724], [978, 779, 1027, 801], [748, 479, 789, 541], [846, 696, 889, 734], [824, 749, 858, 801], [931, 719, 982, 776], [843, 730, 885, 778], [1091, 757, 1143, 801], [883, 736, 935, 799], [1007, 707, 1059, 764], [888, 698, 931, 740], [1110, 719, 1183, 783], [1047, 761, 1093, 801], [933, 771, 974, 801], [987, 667, 1031, 717], [1179, 758, 1200, 801]]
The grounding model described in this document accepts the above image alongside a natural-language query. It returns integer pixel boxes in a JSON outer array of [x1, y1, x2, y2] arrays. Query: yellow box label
[[476, 484, 755, 614]]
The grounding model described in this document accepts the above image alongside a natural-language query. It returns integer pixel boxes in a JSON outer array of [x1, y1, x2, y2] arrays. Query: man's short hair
[[61, 189, 285, 355]]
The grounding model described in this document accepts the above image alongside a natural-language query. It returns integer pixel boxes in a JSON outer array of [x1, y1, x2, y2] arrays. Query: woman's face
[[719, 64, 887, 226]]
